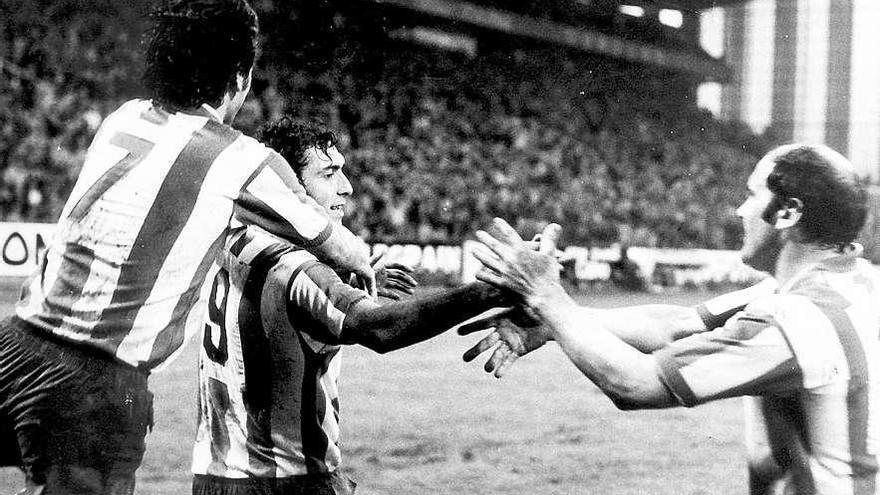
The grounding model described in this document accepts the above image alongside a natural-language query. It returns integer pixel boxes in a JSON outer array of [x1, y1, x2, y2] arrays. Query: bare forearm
[[572, 279, 777, 352], [312, 224, 369, 273], [585, 305, 705, 353], [529, 287, 675, 409], [343, 283, 510, 353]]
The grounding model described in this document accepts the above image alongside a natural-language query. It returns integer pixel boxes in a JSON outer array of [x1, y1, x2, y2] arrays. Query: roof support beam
[[366, 0, 730, 80]]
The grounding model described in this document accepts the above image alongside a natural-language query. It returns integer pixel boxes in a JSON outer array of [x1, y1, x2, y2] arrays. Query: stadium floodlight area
[[363, 0, 729, 80]]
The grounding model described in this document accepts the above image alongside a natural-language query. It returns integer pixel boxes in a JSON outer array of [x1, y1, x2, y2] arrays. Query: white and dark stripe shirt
[[15, 99, 333, 370], [192, 226, 367, 479], [656, 245, 880, 494]]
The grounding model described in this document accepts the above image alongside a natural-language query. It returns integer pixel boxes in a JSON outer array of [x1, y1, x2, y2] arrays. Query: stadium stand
[[0, 0, 142, 221], [1, 1, 857, 259]]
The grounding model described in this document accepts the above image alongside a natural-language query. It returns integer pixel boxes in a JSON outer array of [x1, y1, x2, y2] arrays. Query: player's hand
[[334, 233, 376, 298], [527, 234, 565, 260], [371, 252, 417, 300], [473, 218, 564, 305], [458, 306, 552, 378], [352, 263, 377, 299]]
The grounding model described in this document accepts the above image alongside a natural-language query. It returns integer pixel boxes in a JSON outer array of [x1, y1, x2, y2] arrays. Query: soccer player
[[191, 118, 519, 495], [0, 2, 373, 494], [471, 144, 879, 494]]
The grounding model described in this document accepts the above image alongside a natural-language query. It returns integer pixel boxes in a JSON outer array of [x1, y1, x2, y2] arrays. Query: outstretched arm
[[459, 303, 703, 378], [340, 223, 567, 354], [530, 286, 678, 409], [462, 221, 775, 376], [341, 282, 511, 354], [583, 278, 777, 347], [472, 218, 677, 408]]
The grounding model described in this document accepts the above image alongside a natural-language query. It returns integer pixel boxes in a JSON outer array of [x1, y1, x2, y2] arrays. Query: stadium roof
[[368, 0, 733, 80], [652, 0, 750, 10]]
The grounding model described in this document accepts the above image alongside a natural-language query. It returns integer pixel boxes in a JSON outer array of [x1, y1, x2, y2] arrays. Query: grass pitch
[[0, 281, 745, 494]]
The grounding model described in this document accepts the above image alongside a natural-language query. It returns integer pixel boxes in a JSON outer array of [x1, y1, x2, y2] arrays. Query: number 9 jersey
[[191, 225, 367, 484]]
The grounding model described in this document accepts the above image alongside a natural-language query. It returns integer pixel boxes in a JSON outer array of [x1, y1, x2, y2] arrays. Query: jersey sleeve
[[654, 308, 802, 407], [234, 149, 333, 248], [284, 259, 369, 346], [695, 277, 778, 330]]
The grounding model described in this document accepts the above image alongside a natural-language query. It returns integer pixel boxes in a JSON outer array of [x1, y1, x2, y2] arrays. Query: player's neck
[[773, 242, 839, 287]]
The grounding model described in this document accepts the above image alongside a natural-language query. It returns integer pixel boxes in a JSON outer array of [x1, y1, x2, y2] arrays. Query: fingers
[[457, 307, 515, 336], [485, 341, 512, 373], [475, 230, 514, 262], [462, 332, 500, 362], [488, 217, 524, 245], [475, 269, 518, 293], [357, 268, 377, 299], [377, 288, 401, 300], [383, 262, 415, 273], [493, 351, 520, 379], [369, 251, 385, 267], [457, 320, 496, 337], [539, 223, 562, 255], [472, 249, 506, 278], [384, 269, 417, 290]]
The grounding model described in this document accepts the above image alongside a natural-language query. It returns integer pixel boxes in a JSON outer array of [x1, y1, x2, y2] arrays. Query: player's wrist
[[526, 282, 571, 318], [474, 282, 517, 306]]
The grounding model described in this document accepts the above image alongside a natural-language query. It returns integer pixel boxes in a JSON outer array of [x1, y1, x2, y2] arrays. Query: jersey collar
[[199, 103, 224, 123], [777, 242, 863, 293]]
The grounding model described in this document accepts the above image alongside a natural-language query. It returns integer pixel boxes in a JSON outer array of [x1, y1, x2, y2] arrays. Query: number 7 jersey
[[15, 99, 333, 370]]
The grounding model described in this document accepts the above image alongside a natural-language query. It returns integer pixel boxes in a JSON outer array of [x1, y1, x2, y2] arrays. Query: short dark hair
[[142, 0, 259, 110], [766, 145, 867, 248], [257, 117, 339, 179]]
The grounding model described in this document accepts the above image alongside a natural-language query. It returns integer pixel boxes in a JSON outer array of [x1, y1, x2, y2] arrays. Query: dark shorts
[[192, 473, 357, 495], [0, 316, 153, 491]]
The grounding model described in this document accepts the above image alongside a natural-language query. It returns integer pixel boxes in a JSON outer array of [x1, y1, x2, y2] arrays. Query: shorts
[[0, 316, 153, 492], [192, 472, 357, 495]]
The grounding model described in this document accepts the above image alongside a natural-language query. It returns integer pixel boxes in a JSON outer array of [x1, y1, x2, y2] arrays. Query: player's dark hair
[[257, 117, 339, 180], [766, 145, 867, 249], [142, 0, 259, 110]]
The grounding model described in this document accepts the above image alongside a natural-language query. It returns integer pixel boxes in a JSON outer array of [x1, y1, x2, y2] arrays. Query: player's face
[[736, 156, 782, 272], [300, 145, 352, 224]]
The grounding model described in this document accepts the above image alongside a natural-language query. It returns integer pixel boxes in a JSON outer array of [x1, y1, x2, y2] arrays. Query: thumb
[[370, 251, 385, 267], [539, 223, 562, 255]]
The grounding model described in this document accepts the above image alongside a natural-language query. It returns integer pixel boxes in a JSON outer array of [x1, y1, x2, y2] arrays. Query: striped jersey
[[15, 99, 333, 370], [192, 226, 367, 479], [655, 245, 880, 494]]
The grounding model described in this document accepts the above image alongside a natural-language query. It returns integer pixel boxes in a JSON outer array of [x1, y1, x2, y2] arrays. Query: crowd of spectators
[[0, 2, 772, 251], [0, 0, 141, 221], [253, 41, 768, 250]]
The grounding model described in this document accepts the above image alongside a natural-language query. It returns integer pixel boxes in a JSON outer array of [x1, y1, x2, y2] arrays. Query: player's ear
[[771, 197, 803, 230]]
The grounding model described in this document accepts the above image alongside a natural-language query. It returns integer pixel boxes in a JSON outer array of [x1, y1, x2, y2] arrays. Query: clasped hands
[[460, 218, 564, 377]]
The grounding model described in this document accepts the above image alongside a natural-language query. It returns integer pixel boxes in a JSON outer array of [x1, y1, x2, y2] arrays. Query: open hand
[[472, 218, 564, 305], [458, 306, 552, 378], [372, 252, 417, 300]]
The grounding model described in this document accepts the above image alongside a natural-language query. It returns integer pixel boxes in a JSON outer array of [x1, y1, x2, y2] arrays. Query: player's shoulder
[[743, 292, 812, 316], [211, 129, 291, 172], [225, 225, 311, 266], [729, 293, 819, 338], [114, 98, 152, 115], [92, 99, 151, 134]]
